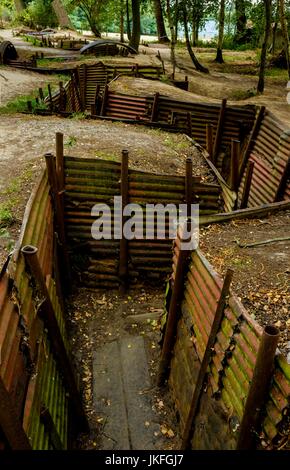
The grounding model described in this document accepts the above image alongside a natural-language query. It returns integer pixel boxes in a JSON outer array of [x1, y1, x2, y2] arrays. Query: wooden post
[[213, 98, 227, 163], [185, 157, 193, 215], [119, 150, 129, 294], [230, 139, 240, 192], [240, 160, 254, 209], [206, 123, 214, 161], [56, 132, 64, 191], [47, 84, 53, 111], [187, 112, 192, 137], [0, 375, 31, 449], [27, 101, 32, 113], [39, 87, 44, 101], [100, 85, 109, 117], [21, 245, 88, 432], [45, 153, 71, 289], [237, 325, 279, 450], [151, 92, 160, 122], [182, 268, 234, 449], [82, 64, 87, 109], [93, 84, 100, 115], [157, 226, 192, 386], [274, 156, 290, 202], [239, 106, 265, 184], [59, 81, 64, 112]]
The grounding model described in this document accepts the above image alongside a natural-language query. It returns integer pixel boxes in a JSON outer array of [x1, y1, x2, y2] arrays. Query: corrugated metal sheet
[[168, 245, 290, 450], [0, 171, 72, 449], [64, 156, 221, 288], [238, 111, 290, 207]]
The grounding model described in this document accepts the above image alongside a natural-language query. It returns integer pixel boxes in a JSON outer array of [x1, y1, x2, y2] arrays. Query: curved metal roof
[[80, 39, 137, 55]]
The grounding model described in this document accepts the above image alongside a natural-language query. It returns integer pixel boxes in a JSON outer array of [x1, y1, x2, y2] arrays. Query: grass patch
[[231, 88, 257, 100], [0, 205, 14, 228]]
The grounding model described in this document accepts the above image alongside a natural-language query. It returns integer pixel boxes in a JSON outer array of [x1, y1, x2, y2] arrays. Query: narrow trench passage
[[67, 285, 180, 450]]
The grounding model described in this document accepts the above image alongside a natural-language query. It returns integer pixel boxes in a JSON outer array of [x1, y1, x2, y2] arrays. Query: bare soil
[[200, 212, 290, 355], [0, 68, 54, 106]]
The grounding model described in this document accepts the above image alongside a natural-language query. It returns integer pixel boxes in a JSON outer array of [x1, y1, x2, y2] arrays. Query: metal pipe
[[236, 325, 280, 450]]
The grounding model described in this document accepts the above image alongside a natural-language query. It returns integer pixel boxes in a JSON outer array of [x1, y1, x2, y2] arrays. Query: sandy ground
[[0, 68, 55, 106]]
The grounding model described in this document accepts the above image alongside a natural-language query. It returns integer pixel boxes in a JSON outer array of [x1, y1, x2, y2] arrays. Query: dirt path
[[0, 68, 54, 106], [69, 286, 180, 450]]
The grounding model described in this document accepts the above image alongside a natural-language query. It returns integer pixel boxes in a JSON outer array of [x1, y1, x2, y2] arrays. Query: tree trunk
[[153, 0, 170, 43], [129, 0, 141, 52], [192, 21, 199, 47], [126, 0, 132, 41], [14, 0, 25, 13], [257, 0, 272, 93], [90, 23, 101, 38], [278, 0, 290, 79], [166, 0, 177, 78], [182, 6, 209, 73], [235, 0, 247, 45], [120, 0, 125, 42], [215, 0, 225, 63]]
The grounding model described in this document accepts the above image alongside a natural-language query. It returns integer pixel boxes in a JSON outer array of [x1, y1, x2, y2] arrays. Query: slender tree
[[153, 0, 170, 43], [257, 0, 272, 93], [120, 0, 125, 42], [234, 0, 247, 45], [129, 0, 141, 51], [215, 0, 225, 63], [70, 0, 102, 37], [278, 0, 290, 79], [166, 0, 177, 77], [182, 2, 209, 73], [126, 0, 132, 40]]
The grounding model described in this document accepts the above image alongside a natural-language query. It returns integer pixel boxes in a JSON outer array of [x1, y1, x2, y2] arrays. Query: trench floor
[[67, 285, 181, 450]]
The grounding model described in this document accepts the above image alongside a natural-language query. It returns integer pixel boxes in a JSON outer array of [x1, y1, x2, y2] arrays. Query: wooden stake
[[240, 160, 254, 209], [157, 226, 192, 386], [206, 123, 214, 161], [213, 98, 227, 163], [119, 150, 129, 294], [230, 139, 240, 192]]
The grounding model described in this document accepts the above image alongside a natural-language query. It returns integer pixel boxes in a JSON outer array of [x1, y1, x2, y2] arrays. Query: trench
[[0, 50, 289, 450]]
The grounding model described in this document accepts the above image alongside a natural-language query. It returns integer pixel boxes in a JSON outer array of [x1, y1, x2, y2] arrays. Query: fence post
[[21, 245, 89, 432], [100, 85, 109, 117], [157, 225, 192, 386], [39, 87, 44, 101], [275, 156, 290, 202], [236, 325, 280, 450], [239, 105, 265, 184], [187, 112, 192, 137], [151, 92, 160, 122], [213, 98, 227, 163], [206, 123, 214, 161], [119, 149, 129, 294], [47, 84, 53, 111], [240, 160, 255, 209], [182, 268, 234, 449], [230, 139, 240, 192], [185, 156, 193, 216], [45, 153, 71, 289]]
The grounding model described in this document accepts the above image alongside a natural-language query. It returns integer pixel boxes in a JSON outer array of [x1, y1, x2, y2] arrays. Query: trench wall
[[64, 156, 222, 288], [0, 171, 79, 449], [169, 239, 290, 450]]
